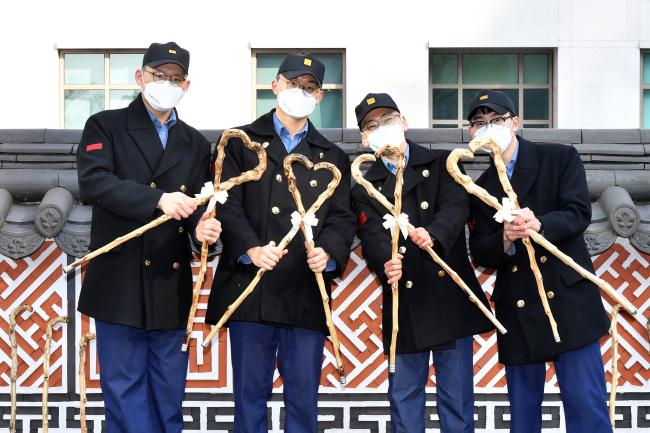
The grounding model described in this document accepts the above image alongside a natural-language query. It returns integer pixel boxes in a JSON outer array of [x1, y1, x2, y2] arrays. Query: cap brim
[[144, 59, 188, 73], [280, 70, 322, 88], [467, 102, 512, 120], [358, 105, 400, 126]]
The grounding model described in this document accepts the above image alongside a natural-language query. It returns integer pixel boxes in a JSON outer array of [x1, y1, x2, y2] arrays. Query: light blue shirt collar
[[144, 107, 177, 149], [272, 112, 308, 153], [506, 142, 519, 180], [383, 145, 410, 175]]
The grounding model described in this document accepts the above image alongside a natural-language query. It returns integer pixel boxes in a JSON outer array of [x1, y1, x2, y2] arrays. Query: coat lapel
[[509, 137, 539, 205], [127, 96, 164, 173]]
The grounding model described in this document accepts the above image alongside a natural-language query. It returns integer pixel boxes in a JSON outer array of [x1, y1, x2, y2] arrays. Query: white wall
[[1, 0, 647, 129]]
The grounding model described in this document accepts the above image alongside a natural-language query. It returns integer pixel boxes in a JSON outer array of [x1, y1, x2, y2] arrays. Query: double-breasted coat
[[468, 137, 609, 364], [204, 110, 356, 333], [352, 141, 494, 354], [77, 96, 211, 330]]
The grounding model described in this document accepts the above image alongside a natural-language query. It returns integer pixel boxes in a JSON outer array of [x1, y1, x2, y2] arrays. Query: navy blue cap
[[277, 53, 325, 88], [142, 42, 190, 73], [467, 90, 516, 120], [355, 93, 400, 126]]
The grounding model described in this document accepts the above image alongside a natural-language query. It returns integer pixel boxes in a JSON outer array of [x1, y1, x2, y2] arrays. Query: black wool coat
[[204, 110, 356, 333], [352, 141, 494, 354], [77, 96, 211, 330], [468, 137, 610, 364]]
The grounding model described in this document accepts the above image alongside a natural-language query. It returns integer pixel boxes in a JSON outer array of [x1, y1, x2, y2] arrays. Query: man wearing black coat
[[466, 90, 611, 433], [77, 42, 221, 433], [351, 93, 494, 433], [204, 53, 356, 433]]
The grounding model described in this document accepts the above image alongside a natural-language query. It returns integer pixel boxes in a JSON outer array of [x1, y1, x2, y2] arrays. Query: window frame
[[429, 48, 554, 128], [59, 49, 145, 128], [251, 48, 346, 127], [642, 50, 650, 128]]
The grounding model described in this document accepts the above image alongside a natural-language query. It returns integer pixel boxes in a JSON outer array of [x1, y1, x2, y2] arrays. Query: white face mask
[[277, 88, 317, 119], [143, 80, 185, 112], [474, 124, 514, 153], [365, 123, 405, 152]]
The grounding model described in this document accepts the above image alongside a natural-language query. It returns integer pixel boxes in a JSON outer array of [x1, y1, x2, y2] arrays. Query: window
[[641, 51, 650, 128], [429, 50, 553, 128], [60, 50, 144, 128], [252, 50, 345, 128]]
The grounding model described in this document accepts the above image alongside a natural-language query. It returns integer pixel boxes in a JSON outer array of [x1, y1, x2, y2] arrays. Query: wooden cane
[[202, 154, 342, 349], [9, 304, 33, 433], [42, 316, 69, 433], [283, 154, 346, 384], [446, 137, 640, 321], [64, 131, 267, 274], [351, 154, 507, 335], [181, 130, 268, 352], [609, 305, 622, 431], [79, 332, 96, 433]]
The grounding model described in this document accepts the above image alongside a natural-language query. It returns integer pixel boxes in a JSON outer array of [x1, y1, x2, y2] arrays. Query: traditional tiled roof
[[1, 128, 649, 258]]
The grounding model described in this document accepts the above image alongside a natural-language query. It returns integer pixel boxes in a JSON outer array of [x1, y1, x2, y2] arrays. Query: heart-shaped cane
[[182, 130, 268, 351], [448, 136, 646, 343], [64, 129, 267, 274], [283, 154, 346, 384], [201, 154, 342, 351], [9, 304, 32, 433], [42, 316, 69, 433], [351, 152, 507, 335], [79, 332, 96, 433], [352, 146, 508, 373]]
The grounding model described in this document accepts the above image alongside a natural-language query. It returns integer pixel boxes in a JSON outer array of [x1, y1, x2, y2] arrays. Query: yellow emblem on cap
[[304, 58, 312, 66], [367, 97, 376, 105], [168, 49, 177, 54], [479, 95, 489, 100]]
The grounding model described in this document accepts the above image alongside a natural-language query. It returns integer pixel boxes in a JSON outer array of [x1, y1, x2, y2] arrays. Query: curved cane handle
[[283, 153, 341, 216]]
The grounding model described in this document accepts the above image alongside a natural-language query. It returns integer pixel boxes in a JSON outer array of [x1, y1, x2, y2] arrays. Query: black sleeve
[[315, 153, 357, 277], [352, 184, 392, 286], [213, 134, 262, 260], [77, 115, 163, 223], [537, 146, 592, 243]]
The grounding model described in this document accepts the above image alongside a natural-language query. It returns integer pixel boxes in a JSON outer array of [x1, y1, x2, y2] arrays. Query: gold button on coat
[[398, 246, 406, 254], [144, 259, 151, 267], [420, 201, 429, 210], [310, 180, 318, 187], [511, 265, 518, 273], [271, 206, 280, 214], [319, 152, 324, 159], [437, 270, 445, 278], [178, 226, 184, 234], [516, 299, 525, 308], [172, 261, 181, 270], [180, 185, 187, 193], [275, 174, 282, 182], [540, 255, 548, 263], [547, 291, 555, 299], [422, 169, 430, 177], [149, 182, 156, 188], [405, 280, 413, 288]]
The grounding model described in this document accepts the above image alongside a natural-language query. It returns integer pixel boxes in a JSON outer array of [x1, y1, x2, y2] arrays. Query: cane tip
[[389, 366, 396, 373], [63, 265, 72, 273], [181, 344, 188, 352], [201, 340, 210, 348], [500, 328, 508, 335], [554, 336, 561, 343]]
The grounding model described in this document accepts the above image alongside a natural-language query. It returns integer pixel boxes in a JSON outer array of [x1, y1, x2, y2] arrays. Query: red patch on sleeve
[[85, 143, 103, 152], [467, 216, 476, 231], [357, 211, 367, 227]]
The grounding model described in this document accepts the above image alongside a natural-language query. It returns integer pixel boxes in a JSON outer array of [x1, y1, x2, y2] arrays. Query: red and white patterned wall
[[1, 238, 649, 432]]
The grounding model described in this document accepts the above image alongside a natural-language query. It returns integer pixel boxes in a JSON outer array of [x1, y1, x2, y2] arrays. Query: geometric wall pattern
[[1, 239, 649, 432]]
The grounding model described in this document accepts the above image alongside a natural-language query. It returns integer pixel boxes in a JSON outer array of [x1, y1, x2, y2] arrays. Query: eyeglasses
[[361, 113, 402, 132], [469, 115, 513, 129], [279, 77, 320, 95], [143, 68, 187, 87]]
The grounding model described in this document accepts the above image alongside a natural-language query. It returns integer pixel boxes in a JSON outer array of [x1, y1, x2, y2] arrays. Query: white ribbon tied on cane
[[288, 210, 319, 241], [382, 213, 410, 239], [493, 197, 520, 223], [195, 181, 229, 212]]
